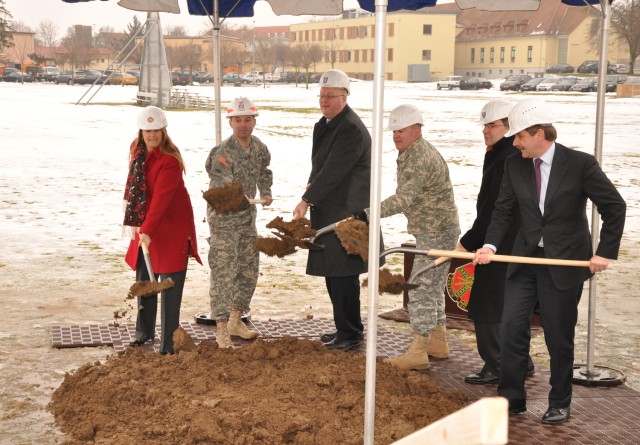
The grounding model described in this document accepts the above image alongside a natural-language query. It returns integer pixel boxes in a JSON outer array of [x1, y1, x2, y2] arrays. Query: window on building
[[527, 45, 533, 62], [471, 48, 475, 64], [511, 46, 516, 62], [490, 47, 495, 63], [355, 50, 359, 62], [423, 24, 432, 35], [422, 49, 431, 61], [389, 23, 394, 37], [500, 47, 505, 63], [347, 51, 352, 62], [388, 48, 393, 62], [363, 50, 368, 63], [480, 48, 485, 63]]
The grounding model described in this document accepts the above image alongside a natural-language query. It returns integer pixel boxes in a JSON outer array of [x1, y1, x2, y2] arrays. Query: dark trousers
[[498, 249, 582, 409], [325, 275, 363, 340], [134, 250, 187, 354], [475, 320, 535, 376]]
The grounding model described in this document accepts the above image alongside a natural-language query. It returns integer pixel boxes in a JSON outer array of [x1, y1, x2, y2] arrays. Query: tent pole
[[213, 0, 222, 145], [586, 0, 610, 376], [364, 1, 388, 444]]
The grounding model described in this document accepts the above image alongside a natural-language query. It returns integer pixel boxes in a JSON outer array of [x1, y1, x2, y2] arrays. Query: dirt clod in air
[[127, 277, 175, 298], [363, 268, 409, 295]]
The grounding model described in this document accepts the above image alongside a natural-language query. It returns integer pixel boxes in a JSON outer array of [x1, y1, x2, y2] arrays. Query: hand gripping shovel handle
[[426, 249, 591, 268], [140, 240, 155, 280]]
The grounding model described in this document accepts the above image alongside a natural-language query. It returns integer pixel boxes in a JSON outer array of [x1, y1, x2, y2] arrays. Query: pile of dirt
[[257, 216, 317, 257], [48, 335, 467, 445]]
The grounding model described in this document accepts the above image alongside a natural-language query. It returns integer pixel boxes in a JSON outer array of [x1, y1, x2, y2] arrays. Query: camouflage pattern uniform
[[380, 136, 460, 336], [205, 135, 272, 320]]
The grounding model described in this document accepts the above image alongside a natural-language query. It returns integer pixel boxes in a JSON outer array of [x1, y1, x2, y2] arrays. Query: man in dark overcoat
[[457, 99, 534, 384], [293, 69, 373, 350]]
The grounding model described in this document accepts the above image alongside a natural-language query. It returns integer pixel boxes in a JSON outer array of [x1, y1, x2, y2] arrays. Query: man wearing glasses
[[456, 100, 535, 384], [293, 69, 374, 351]]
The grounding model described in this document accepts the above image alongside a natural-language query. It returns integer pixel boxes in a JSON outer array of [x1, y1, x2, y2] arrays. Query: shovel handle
[[247, 197, 268, 205], [426, 249, 590, 268], [140, 240, 156, 280]]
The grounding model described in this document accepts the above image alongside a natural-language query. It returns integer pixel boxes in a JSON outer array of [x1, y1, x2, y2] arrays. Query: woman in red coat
[[124, 106, 202, 355]]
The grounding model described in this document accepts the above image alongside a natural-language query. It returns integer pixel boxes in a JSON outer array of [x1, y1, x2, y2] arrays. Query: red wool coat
[[125, 147, 202, 274]]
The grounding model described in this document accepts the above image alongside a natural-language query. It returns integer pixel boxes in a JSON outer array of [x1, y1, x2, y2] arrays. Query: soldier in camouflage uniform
[[355, 104, 460, 370], [205, 97, 273, 348]]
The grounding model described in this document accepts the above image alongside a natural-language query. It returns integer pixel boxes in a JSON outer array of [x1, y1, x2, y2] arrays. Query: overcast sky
[[4, 0, 364, 37]]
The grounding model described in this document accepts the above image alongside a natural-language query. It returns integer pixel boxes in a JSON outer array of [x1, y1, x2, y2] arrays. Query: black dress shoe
[[509, 404, 527, 416], [464, 370, 499, 385], [320, 331, 337, 344], [325, 336, 363, 351], [542, 407, 570, 424], [129, 339, 149, 347]]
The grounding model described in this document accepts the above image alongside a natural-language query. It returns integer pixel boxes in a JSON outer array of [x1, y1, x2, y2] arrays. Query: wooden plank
[[392, 397, 508, 445]]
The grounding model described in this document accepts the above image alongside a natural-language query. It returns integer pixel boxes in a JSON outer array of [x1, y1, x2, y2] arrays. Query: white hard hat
[[227, 97, 259, 117], [319, 69, 350, 95], [137, 106, 167, 130], [387, 104, 424, 131], [480, 99, 515, 124], [506, 99, 554, 137]]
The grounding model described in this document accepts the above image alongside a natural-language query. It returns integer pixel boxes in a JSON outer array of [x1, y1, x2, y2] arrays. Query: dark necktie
[[534, 158, 543, 203]]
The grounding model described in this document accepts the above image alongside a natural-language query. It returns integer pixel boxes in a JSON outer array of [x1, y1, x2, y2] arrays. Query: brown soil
[[255, 235, 297, 257], [202, 181, 248, 214], [363, 268, 408, 295], [266, 216, 316, 239], [128, 277, 175, 298], [48, 333, 466, 445], [336, 219, 369, 261]]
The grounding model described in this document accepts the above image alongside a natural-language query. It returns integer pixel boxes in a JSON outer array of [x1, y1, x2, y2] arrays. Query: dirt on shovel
[[128, 277, 175, 298], [202, 181, 249, 214], [335, 219, 369, 261]]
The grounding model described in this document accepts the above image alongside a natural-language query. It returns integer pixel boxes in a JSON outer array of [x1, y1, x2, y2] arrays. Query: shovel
[[128, 240, 174, 298], [203, 181, 269, 214]]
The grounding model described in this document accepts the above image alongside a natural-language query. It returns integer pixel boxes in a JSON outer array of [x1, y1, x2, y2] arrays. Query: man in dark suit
[[474, 98, 626, 424], [293, 69, 374, 351], [458, 99, 534, 384]]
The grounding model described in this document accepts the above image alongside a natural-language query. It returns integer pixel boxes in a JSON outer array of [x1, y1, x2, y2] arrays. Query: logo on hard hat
[[322, 77, 328, 84], [481, 112, 486, 119], [147, 117, 154, 123], [238, 103, 245, 111]]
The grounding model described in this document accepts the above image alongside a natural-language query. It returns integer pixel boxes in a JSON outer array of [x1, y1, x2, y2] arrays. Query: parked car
[[74, 70, 102, 85], [436, 75, 463, 90], [280, 71, 306, 83], [54, 71, 75, 84], [520, 77, 545, 92], [550, 77, 579, 91], [611, 63, 629, 74], [577, 60, 616, 74], [596, 74, 628, 93], [171, 71, 189, 86], [101, 71, 138, 85], [500, 74, 532, 91], [1, 71, 33, 83], [545, 64, 575, 74], [38, 66, 61, 82], [570, 77, 597, 92], [459, 77, 492, 90], [222, 73, 248, 84], [193, 72, 214, 83], [536, 77, 560, 91], [241, 73, 261, 84], [126, 70, 140, 80]]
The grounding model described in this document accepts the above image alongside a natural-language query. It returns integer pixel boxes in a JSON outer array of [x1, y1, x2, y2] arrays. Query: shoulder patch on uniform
[[217, 155, 231, 168]]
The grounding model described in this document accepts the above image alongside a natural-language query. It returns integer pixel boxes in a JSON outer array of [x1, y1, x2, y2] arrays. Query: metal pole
[[213, 0, 222, 145], [364, 1, 388, 444], [585, 0, 611, 376]]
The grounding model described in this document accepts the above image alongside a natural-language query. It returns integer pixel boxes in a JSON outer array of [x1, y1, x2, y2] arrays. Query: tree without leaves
[[586, 0, 640, 73], [36, 20, 59, 48], [61, 26, 92, 70], [611, 0, 640, 73]]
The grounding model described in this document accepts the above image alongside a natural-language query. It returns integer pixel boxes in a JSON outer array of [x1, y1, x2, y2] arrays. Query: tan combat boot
[[215, 320, 235, 349], [228, 308, 259, 340], [386, 333, 430, 370], [426, 324, 450, 359]]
